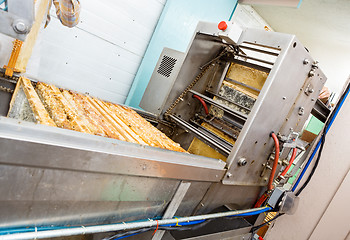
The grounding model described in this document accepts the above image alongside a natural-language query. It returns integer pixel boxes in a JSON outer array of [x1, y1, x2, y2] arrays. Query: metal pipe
[[0, 207, 271, 240]]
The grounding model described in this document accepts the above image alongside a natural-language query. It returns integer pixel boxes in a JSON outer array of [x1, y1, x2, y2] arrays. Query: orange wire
[[152, 220, 159, 236], [268, 132, 280, 191], [281, 148, 297, 177]]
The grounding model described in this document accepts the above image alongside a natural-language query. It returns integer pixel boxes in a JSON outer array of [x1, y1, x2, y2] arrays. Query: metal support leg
[[152, 181, 191, 240]]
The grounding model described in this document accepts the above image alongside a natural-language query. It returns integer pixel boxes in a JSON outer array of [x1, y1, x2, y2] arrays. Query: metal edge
[[0, 117, 226, 182]]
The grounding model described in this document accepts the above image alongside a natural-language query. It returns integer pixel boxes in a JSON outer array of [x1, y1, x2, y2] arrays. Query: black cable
[[250, 213, 284, 233], [295, 82, 350, 196], [102, 220, 211, 240], [295, 134, 325, 196]]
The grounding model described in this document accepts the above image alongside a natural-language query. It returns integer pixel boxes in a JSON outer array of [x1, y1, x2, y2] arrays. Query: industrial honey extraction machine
[[0, 20, 331, 240]]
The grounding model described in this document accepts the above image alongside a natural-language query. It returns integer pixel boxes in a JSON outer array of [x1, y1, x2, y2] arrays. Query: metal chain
[[164, 48, 231, 116], [0, 85, 14, 93], [165, 63, 215, 116]]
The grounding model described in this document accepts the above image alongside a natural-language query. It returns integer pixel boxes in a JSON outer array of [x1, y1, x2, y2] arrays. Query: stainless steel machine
[[0, 0, 34, 41], [0, 21, 330, 240]]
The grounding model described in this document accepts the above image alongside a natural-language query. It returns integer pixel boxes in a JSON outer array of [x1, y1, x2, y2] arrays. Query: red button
[[218, 21, 227, 31]]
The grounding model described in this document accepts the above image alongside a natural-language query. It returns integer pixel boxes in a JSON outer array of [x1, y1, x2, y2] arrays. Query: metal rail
[[189, 90, 247, 127], [170, 115, 232, 156]]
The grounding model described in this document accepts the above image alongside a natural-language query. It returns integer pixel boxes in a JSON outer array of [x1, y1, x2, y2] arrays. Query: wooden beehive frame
[[9, 78, 186, 153]]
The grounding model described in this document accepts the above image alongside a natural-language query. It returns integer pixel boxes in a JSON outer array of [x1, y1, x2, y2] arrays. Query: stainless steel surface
[[0, 207, 269, 240], [193, 183, 262, 215], [0, 116, 227, 229], [0, 117, 225, 182], [170, 115, 231, 156], [140, 48, 185, 115], [152, 181, 191, 240], [0, 0, 34, 40], [189, 90, 247, 125], [223, 29, 326, 186], [311, 99, 331, 123]]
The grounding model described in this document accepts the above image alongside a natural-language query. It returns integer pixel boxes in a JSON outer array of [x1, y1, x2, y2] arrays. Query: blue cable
[[112, 207, 272, 240], [0, 207, 272, 239], [292, 85, 350, 192]]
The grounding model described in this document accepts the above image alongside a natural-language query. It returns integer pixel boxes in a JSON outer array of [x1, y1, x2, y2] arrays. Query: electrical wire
[[250, 213, 284, 234], [253, 192, 268, 208], [268, 132, 280, 191], [193, 94, 209, 115], [280, 148, 297, 177], [292, 81, 350, 194], [253, 132, 281, 208], [103, 207, 272, 240]]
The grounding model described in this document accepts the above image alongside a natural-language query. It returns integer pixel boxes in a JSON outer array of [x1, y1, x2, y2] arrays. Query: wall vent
[[157, 55, 177, 78]]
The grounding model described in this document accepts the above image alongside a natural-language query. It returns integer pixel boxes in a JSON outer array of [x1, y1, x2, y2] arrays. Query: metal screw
[[227, 173, 233, 178], [282, 96, 286, 100], [237, 158, 247, 167], [303, 59, 309, 65], [308, 88, 314, 94], [298, 107, 305, 116], [13, 21, 27, 33], [311, 98, 315, 101]]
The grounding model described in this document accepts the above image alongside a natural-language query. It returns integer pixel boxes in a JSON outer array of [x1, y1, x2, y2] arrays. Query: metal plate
[[223, 29, 327, 186], [140, 48, 185, 115], [0, 117, 226, 182]]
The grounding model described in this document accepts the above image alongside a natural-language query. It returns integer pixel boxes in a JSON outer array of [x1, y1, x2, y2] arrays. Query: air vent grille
[[157, 55, 177, 78]]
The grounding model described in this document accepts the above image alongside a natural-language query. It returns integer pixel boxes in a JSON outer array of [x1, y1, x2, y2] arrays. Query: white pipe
[[0, 207, 270, 240]]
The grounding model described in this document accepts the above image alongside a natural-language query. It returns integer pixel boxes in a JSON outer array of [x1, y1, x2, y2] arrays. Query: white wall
[[1, 0, 166, 104], [252, 0, 350, 99], [232, 4, 273, 30], [265, 84, 350, 240]]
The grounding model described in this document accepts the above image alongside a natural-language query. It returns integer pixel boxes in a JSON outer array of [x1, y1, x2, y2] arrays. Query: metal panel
[[0, 0, 34, 41], [140, 48, 185, 115], [25, 0, 165, 104], [0, 117, 226, 182], [223, 29, 326, 186], [152, 181, 191, 240], [0, 164, 179, 228]]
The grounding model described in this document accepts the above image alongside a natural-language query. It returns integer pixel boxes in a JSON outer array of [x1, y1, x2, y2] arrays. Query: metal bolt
[[264, 178, 268, 182], [237, 158, 247, 167], [227, 173, 233, 178], [309, 70, 315, 77], [298, 107, 305, 116], [312, 61, 319, 68], [13, 21, 27, 33], [282, 96, 286, 100], [303, 59, 309, 65], [308, 88, 314, 94]]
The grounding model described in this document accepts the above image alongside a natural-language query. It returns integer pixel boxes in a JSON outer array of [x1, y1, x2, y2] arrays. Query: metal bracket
[[152, 181, 191, 240], [0, 0, 34, 40]]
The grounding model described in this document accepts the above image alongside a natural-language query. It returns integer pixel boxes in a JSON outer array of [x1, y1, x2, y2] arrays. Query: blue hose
[[292, 86, 350, 192], [0, 207, 272, 238]]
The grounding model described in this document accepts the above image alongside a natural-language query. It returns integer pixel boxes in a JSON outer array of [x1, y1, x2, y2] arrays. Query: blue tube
[[0, 207, 272, 237], [112, 232, 143, 240], [292, 86, 350, 192], [111, 207, 271, 240]]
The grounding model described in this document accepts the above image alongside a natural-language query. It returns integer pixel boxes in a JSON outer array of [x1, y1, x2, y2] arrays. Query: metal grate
[[157, 55, 177, 78]]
